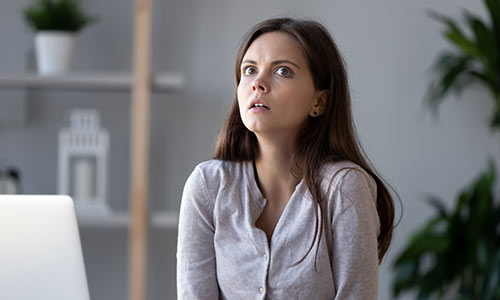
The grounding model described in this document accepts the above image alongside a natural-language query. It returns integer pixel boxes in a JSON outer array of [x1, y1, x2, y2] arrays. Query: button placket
[[259, 247, 269, 298]]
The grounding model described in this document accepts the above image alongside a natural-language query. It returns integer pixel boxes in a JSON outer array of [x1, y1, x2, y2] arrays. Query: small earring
[[313, 111, 318, 116]]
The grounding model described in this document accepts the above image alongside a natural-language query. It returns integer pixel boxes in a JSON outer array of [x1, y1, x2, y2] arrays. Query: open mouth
[[250, 103, 269, 109]]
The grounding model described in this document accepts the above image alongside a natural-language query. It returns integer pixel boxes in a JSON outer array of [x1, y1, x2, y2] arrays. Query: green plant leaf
[[481, 251, 500, 299], [424, 1, 500, 131], [489, 107, 500, 129], [393, 260, 419, 296], [23, 0, 97, 32], [393, 159, 500, 298], [463, 10, 499, 83], [467, 69, 497, 98], [418, 263, 454, 298], [485, 0, 500, 48], [425, 52, 472, 113], [395, 232, 450, 266], [407, 216, 448, 246], [427, 9, 479, 58], [424, 194, 449, 218], [417, 288, 431, 300]]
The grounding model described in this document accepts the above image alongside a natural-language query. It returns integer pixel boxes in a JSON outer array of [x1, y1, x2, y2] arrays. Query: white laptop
[[0, 195, 90, 300]]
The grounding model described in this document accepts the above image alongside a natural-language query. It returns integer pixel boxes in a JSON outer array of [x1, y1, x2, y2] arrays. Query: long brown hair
[[214, 17, 398, 264]]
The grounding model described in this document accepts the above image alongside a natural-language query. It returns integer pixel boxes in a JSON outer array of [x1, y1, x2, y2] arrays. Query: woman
[[177, 17, 397, 299]]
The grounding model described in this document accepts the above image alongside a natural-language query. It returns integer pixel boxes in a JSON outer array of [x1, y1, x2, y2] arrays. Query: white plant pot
[[35, 31, 76, 75]]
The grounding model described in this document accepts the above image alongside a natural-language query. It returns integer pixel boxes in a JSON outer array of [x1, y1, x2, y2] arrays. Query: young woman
[[177, 17, 397, 299]]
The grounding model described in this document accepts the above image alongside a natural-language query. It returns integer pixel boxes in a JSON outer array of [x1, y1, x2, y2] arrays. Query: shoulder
[[192, 159, 246, 182], [319, 160, 377, 213], [185, 159, 247, 197], [319, 160, 375, 188]]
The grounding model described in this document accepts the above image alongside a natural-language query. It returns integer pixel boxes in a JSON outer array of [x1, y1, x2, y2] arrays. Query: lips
[[248, 98, 270, 110]]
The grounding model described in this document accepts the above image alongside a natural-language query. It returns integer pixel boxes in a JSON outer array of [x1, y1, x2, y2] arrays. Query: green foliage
[[425, 0, 500, 130], [24, 0, 97, 32], [392, 159, 500, 299], [397, 2, 500, 298]]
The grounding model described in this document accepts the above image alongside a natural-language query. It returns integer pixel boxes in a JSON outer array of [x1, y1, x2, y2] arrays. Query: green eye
[[276, 66, 293, 77]]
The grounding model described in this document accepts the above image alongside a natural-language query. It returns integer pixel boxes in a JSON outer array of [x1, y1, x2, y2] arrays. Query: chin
[[241, 119, 259, 133], [245, 126, 260, 134]]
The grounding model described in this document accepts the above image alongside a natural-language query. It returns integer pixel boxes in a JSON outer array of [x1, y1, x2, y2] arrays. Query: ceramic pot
[[35, 31, 76, 75]]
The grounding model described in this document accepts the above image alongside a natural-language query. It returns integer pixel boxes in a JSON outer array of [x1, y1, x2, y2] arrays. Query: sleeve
[[331, 168, 380, 300], [176, 166, 219, 300]]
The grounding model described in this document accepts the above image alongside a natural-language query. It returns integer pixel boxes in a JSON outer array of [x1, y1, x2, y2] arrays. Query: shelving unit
[[77, 211, 179, 229], [0, 69, 182, 300], [0, 72, 183, 233], [0, 1, 166, 299], [0, 72, 184, 92]]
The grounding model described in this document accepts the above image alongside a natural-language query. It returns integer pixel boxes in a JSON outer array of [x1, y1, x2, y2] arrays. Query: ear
[[309, 90, 328, 117]]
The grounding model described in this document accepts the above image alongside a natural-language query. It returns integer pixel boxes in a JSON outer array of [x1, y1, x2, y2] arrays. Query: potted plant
[[23, 0, 97, 75], [392, 159, 500, 299], [424, 0, 500, 131], [393, 0, 500, 298]]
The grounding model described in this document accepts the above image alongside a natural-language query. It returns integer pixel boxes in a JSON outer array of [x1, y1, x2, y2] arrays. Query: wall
[[0, 0, 496, 299]]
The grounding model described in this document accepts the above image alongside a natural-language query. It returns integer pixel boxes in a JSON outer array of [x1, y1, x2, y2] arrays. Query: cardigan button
[[259, 287, 265, 294]]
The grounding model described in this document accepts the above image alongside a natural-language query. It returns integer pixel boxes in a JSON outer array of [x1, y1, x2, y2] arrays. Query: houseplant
[[23, 0, 97, 75], [424, 0, 500, 130], [393, 0, 500, 298], [392, 160, 500, 299]]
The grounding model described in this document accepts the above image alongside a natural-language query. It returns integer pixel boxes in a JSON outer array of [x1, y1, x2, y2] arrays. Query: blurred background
[[0, 0, 498, 299]]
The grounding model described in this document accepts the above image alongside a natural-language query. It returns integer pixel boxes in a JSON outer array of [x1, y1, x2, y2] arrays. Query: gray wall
[[0, 0, 496, 299]]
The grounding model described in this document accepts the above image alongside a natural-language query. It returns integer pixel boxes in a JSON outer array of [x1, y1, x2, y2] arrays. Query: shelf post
[[128, 0, 152, 299]]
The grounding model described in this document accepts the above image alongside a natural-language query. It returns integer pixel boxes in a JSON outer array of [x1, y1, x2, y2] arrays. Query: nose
[[251, 77, 269, 93]]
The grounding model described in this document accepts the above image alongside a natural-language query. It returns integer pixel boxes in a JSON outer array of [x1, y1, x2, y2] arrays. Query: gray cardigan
[[176, 159, 380, 299]]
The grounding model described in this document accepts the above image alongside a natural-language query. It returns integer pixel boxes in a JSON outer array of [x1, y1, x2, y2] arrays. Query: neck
[[254, 133, 300, 201]]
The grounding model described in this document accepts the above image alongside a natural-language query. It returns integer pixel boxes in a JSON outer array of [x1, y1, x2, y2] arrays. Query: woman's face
[[237, 32, 323, 140]]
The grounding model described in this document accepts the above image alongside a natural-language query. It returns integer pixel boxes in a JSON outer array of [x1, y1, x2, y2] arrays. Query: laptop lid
[[0, 195, 90, 300]]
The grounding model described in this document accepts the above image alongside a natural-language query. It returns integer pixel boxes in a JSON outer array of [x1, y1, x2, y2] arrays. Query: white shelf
[[76, 210, 179, 229], [0, 72, 185, 92]]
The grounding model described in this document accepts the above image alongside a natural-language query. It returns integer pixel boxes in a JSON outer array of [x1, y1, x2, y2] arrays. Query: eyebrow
[[241, 59, 301, 69]]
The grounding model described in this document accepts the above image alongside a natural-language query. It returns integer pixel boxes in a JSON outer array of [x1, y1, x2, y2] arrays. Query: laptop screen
[[0, 195, 90, 300]]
